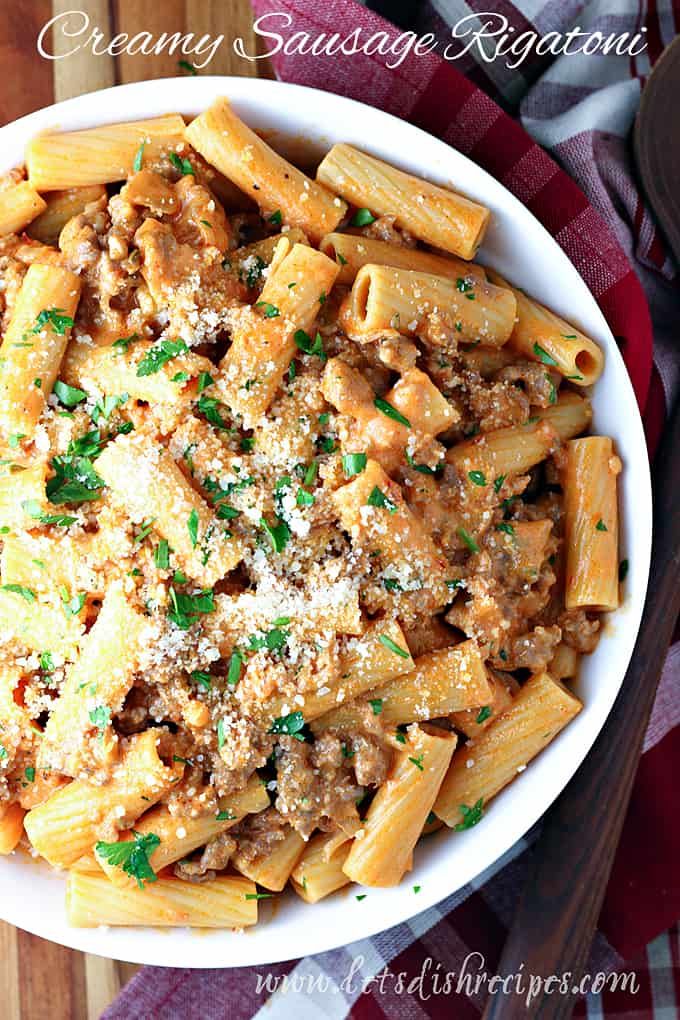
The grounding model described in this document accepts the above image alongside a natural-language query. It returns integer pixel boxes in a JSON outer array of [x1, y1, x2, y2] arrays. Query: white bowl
[[0, 76, 652, 968]]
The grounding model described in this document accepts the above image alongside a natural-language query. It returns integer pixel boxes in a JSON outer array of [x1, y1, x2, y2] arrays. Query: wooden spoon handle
[[483, 394, 680, 1019]]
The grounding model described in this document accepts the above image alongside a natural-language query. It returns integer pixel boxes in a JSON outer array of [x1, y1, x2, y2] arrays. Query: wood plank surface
[[0, 1, 262, 1017]]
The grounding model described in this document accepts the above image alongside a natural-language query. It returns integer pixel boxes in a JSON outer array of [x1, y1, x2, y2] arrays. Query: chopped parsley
[[154, 539, 170, 570], [22, 500, 76, 526], [178, 60, 197, 75], [378, 634, 410, 659], [342, 452, 367, 477], [405, 449, 439, 475], [269, 711, 305, 737], [61, 589, 86, 616], [374, 397, 410, 427], [95, 831, 160, 889], [533, 343, 558, 367], [496, 522, 515, 536], [351, 208, 375, 227], [296, 488, 314, 507], [187, 508, 199, 548], [409, 754, 425, 771], [136, 338, 188, 377], [260, 516, 291, 554], [32, 308, 74, 336], [455, 278, 475, 300], [91, 392, 128, 422], [493, 475, 506, 494], [268, 209, 282, 225], [169, 152, 194, 176], [133, 518, 156, 544], [53, 380, 87, 408], [1, 584, 35, 602], [240, 256, 266, 288], [216, 809, 235, 822], [455, 798, 484, 831], [457, 527, 479, 554], [25, 767, 35, 783], [168, 587, 215, 630], [369, 698, 383, 715], [595, 519, 608, 532], [112, 333, 139, 354], [88, 705, 111, 740], [256, 301, 280, 319], [468, 470, 486, 487], [40, 650, 54, 673], [367, 486, 397, 514], [190, 670, 212, 691], [293, 329, 326, 360], [227, 650, 243, 686], [476, 706, 492, 724], [197, 393, 230, 430], [133, 143, 145, 173]]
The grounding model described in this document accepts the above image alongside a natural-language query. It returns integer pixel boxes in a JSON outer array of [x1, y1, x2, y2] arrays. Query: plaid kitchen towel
[[107, 1, 680, 1016]]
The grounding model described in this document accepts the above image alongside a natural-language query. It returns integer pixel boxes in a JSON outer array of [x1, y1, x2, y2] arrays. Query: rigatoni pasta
[[317, 143, 489, 258], [344, 264, 516, 347], [563, 437, 621, 611], [186, 99, 347, 241], [0, 98, 622, 930]]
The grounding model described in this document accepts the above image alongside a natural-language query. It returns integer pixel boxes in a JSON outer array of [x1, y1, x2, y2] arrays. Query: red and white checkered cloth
[[106, 2, 680, 1016]]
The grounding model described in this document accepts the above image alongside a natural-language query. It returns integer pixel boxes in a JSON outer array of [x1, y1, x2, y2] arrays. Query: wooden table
[[0, 2, 265, 1016]]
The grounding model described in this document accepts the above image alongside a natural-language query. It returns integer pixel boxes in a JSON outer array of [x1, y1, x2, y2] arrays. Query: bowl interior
[[0, 76, 652, 968]]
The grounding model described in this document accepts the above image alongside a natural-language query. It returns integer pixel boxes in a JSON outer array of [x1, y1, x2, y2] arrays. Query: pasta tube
[[0, 803, 25, 854], [434, 671, 582, 828], [319, 233, 486, 286], [446, 392, 592, 478], [290, 831, 352, 903], [333, 459, 449, 603], [487, 270, 604, 386], [317, 144, 489, 258], [66, 872, 258, 928], [232, 827, 305, 891], [61, 337, 216, 408], [343, 725, 457, 886], [0, 462, 48, 529], [345, 265, 516, 347], [185, 99, 346, 241], [95, 774, 269, 887], [0, 589, 82, 658], [312, 640, 490, 732], [39, 584, 149, 775], [450, 672, 517, 739], [24, 731, 183, 868], [0, 263, 81, 441], [0, 181, 46, 235], [96, 432, 244, 587], [27, 115, 186, 189], [27, 186, 107, 246], [215, 243, 339, 424], [563, 436, 620, 611]]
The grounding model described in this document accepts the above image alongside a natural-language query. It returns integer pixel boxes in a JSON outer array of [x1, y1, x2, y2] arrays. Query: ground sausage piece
[[231, 806, 288, 862], [495, 361, 559, 408], [274, 733, 361, 840], [174, 830, 237, 883], [558, 610, 601, 653], [489, 624, 562, 671]]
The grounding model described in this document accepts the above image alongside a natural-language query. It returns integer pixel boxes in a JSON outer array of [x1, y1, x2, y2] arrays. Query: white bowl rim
[[0, 75, 652, 969]]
